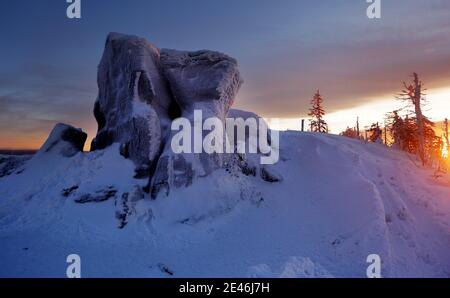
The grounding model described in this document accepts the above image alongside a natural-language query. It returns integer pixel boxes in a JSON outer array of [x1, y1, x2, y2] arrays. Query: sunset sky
[[1, 0, 450, 149]]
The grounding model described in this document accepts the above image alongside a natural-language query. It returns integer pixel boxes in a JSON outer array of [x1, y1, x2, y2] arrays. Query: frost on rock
[[90, 33, 174, 175], [149, 49, 245, 198], [36, 33, 273, 200], [37, 123, 87, 158], [160, 49, 243, 119]]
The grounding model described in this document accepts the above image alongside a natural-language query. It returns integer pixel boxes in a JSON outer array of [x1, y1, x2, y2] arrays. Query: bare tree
[[397, 73, 427, 165], [444, 118, 449, 157], [444, 118, 449, 148], [356, 117, 360, 139]]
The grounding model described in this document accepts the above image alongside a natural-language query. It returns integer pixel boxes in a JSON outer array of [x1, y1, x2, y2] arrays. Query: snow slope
[[0, 132, 449, 277]]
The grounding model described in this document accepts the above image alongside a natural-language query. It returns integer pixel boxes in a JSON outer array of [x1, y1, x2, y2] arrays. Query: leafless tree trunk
[[445, 118, 449, 153], [411, 73, 426, 165], [356, 117, 360, 139]]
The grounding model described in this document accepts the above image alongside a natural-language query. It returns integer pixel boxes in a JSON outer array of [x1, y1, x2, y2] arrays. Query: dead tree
[[398, 73, 427, 165]]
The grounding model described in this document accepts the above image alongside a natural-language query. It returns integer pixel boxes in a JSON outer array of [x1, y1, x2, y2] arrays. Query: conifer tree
[[368, 122, 383, 143], [340, 127, 358, 139], [386, 110, 404, 148], [308, 90, 328, 133]]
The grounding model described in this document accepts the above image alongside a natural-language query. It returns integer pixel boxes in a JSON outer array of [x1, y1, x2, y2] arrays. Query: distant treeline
[[0, 150, 37, 156]]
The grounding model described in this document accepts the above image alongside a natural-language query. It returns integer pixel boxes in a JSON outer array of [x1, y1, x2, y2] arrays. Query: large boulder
[[90, 33, 175, 174], [160, 49, 243, 119], [148, 49, 244, 198], [86, 33, 277, 199], [38, 123, 87, 157]]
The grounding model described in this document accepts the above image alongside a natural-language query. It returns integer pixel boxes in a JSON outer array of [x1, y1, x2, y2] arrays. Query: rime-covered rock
[[160, 49, 243, 120], [87, 33, 273, 198], [74, 186, 118, 204], [38, 123, 87, 157], [91, 33, 175, 173], [149, 49, 244, 198]]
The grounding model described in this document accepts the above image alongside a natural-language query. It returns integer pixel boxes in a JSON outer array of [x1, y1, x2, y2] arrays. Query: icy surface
[[0, 132, 449, 277], [160, 49, 243, 119], [150, 49, 245, 197], [91, 33, 171, 170]]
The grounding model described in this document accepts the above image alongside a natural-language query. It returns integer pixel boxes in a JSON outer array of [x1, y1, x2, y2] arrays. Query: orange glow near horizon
[[0, 88, 449, 152], [0, 130, 95, 152], [266, 86, 450, 135]]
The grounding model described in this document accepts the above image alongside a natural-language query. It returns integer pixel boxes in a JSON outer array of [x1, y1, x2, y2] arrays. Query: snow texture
[[0, 132, 449, 277], [0, 155, 31, 178]]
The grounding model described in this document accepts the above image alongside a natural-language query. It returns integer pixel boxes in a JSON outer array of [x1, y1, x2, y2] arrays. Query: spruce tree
[[308, 90, 328, 133]]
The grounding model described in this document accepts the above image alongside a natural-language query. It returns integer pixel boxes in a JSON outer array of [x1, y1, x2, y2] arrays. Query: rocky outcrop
[[38, 123, 87, 157], [148, 49, 244, 197], [74, 186, 118, 204], [160, 49, 243, 120], [51, 32, 279, 199], [90, 33, 175, 175]]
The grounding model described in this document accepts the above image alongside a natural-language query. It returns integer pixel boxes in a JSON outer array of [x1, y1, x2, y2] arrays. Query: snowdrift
[[0, 131, 449, 277]]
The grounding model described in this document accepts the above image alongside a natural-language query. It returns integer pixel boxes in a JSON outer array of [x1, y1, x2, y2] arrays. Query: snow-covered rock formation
[[38, 123, 87, 158], [160, 49, 242, 120], [89, 33, 271, 197], [150, 49, 246, 197], [91, 33, 173, 175]]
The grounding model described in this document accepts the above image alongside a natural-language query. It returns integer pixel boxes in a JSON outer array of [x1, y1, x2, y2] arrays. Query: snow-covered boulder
[[149, 49, 244, 198], [160, 49, 243, 120], [79, 33, 274, 199], [90, 33, 174, 174], [37, 123, 87, 157]]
